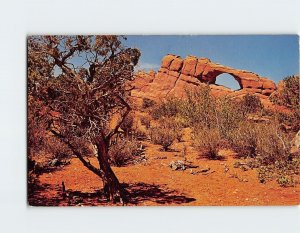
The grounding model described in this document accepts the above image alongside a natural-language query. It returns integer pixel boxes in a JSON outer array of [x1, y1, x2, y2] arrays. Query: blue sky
[[124, 35, 299, 89]]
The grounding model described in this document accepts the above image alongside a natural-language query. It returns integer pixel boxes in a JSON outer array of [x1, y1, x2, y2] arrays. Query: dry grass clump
[[193, 127, 223, 160], [140, 115, 151, 129], [240, 93, 264, 114], [109, 139, 143, 167], [228, 122, 259, 158], [150, 126, 177, 151], [271, 75, 299, 108], [151, 97, 187, 120], [142, 98, 156, 109], [150, 117, 184, 151], [120, 112, 135, 137]]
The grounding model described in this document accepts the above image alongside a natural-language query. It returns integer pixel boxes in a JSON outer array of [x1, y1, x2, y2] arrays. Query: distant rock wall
[[130, 54, 277, 106]]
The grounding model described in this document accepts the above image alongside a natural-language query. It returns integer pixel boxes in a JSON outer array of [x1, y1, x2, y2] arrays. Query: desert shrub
[[142, 98, 156, 109], [133, 124, 148, 140], [150, 124, 177, 151], [229, 122, 291, 162], [271, 75, 299, 108], [230, 121, 300, 186], [216, 97, 246, 138], [109, 139, 143, 167], [151, 97, 186, 120], [276, 110, 300, 132], [163, 117, 185, 142], [140, 115, 151, 129], [120, 113, 134, 137], [255, 124, 292, 165], [193, 127, 223, 160], [241, 94, 264, 114], [184, 86, 216, 128], [269, 75, 300, 132], [228, 122, 259, 158], [257, 157, 300, 186]]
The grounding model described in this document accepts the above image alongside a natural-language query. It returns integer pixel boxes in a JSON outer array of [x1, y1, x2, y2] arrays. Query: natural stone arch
[[131, 54, 278, 103], [214, 73, 242, 90]]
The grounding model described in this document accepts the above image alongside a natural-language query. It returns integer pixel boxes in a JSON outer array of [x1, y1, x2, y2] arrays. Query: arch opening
[[214, 73, 241, 91]]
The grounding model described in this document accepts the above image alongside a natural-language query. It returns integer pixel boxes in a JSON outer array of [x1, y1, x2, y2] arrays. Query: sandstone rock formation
[[130, 54, 277, 106]]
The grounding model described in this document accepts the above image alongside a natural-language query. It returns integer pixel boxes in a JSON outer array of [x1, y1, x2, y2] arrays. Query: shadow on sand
[[28, 182, 196, 206]]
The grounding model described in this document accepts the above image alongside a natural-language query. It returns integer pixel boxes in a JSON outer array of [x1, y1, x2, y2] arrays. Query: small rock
[[169, 160, 186, 171], [224, 165, 229, 173], [199, 168, 210, 173], [155, 156, 167, 160], [240, 165, 250, 171], [169, 160, 198, 171], [229, 173, 238, 179], [49, 158, 59, 167]]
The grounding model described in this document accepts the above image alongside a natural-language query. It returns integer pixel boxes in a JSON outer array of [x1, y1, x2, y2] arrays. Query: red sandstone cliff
[[130, 54, 277, 106]]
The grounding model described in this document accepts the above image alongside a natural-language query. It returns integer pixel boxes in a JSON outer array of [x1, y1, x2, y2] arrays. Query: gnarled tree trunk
[[96, 136, 127, 204]]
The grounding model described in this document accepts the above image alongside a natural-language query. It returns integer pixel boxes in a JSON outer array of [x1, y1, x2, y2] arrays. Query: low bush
[[257, 157, 300, 187], [256, 124, 291, 165], [140, 115, 151, 129], [277, 110, 300, 132], [271, 75, 299, 108], [193, 127, 223, 160], [109, 139, 143, 167], [241, 94, 264, 114], [150, 124, 177, 151], [151, 97, 186, 120], [133, 124, 148, 140], [142, 98, 156, 109], [120, 113, 134, 137], [228, 122, 258, 158]]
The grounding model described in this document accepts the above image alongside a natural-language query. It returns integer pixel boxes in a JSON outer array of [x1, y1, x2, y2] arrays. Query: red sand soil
[[29, 137, 300, 206]]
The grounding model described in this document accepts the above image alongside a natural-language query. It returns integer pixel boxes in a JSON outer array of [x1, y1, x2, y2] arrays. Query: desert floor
[[29, 132, 300, 206]]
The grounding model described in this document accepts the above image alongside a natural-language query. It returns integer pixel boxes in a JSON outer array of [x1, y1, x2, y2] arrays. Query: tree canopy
[[28, 35, 141, 203]]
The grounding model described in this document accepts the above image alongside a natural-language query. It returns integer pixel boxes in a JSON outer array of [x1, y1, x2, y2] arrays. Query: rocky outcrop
[[130, 54, 277, 105]]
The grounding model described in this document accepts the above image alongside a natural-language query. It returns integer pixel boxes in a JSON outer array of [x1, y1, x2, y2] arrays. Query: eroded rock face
[[130, 54, 277, 105]]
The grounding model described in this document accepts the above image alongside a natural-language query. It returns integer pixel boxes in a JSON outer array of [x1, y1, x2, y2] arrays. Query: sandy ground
[[29, 138, 300, 206]]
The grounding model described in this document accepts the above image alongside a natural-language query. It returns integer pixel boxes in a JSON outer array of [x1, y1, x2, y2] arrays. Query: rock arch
[[131, 54, 277, 105], [215, 73, 242, 90], [159, 54, 276, 96]]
